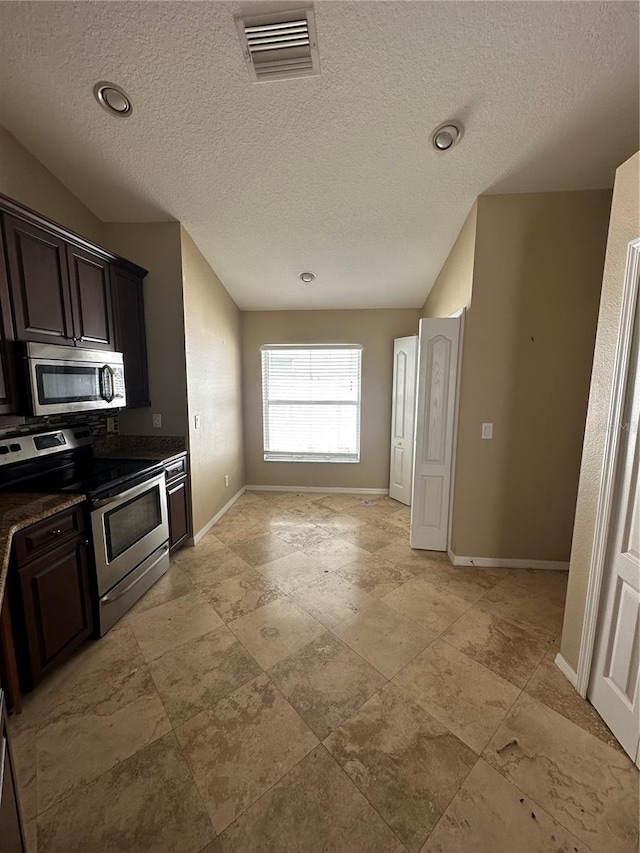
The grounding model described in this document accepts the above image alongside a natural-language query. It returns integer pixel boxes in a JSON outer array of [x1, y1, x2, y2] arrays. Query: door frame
[[389, 334, 418, 505], [575, 238, 640, 698], [447, 308, 465, 554]]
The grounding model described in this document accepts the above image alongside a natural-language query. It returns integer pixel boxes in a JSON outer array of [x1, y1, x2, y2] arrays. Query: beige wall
[[180, 228, 244, 536], [0, 126, 189, 438], [0, 125, 103, 244], [242, 309, 420, 489], [439, 191, 611, 561], [421, 202, 477, 318], [102, 223, 188, 437], [561, 152, 640, 671]]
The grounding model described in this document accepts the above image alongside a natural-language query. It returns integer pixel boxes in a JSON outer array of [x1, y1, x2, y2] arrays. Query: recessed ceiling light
[[299, 272, 316, 283], [431, 120, 464, 152], [94, 81, 133, 117]]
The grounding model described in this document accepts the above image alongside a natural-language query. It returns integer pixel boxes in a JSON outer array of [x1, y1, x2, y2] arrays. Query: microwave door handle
[[101, 365, 115, 403]]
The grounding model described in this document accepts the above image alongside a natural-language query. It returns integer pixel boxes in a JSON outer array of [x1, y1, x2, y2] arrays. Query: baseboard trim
[[554, 652, 578, 688], [448, 550, 569, 571], [189, 486, 246, 545], [244, 485, 389, 495]]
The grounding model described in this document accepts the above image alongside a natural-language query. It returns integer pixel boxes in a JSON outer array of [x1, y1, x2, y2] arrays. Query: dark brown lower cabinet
[[165, 454, 191, 553], [11, 507, 94, 690], [167, 475, 190, 552], [0, 690, 26, 853]]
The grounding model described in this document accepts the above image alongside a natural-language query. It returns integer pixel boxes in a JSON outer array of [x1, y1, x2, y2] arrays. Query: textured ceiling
[[0, 1, 638, 310]]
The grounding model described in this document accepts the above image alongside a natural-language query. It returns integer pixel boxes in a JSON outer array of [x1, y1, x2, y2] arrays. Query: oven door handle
[[91, 471, 165, 509], [100, 365, 115, 403], [101, 543, 170, 604]]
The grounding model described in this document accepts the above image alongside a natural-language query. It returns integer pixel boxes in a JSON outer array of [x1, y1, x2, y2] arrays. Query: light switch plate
[[194, 414, 201, 429], [152, 413, 162, 429], [482, 422, 493, 439]]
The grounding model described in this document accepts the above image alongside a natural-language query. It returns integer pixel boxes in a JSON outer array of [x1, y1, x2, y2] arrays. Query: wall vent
[[235, 8, 320, 83]]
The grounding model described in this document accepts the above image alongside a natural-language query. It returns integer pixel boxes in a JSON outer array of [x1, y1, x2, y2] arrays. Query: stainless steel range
[[0, 426, 170, 635]]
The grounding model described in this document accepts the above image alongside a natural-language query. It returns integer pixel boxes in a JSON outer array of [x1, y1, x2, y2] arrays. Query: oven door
[[26, 345, 126, 415], [91, 473, 169, 596]]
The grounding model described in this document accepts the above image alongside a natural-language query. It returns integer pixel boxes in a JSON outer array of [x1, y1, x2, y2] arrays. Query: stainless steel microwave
[[25, 342, 127, 415]]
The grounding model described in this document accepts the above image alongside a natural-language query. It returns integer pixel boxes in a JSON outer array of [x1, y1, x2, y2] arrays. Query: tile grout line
[[159, 529, 420, 842], [28, 493, 581, 850], [419, 753, 485, 850], [189, 676, 321, 844], [320, 743, 413, 853], [32, 628, 185, 825]]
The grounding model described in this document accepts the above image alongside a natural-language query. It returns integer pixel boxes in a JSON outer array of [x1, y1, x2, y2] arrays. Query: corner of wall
[[179, 227, 245, 536], [560, 151, 640, 671], [421, 199, 478, 319]]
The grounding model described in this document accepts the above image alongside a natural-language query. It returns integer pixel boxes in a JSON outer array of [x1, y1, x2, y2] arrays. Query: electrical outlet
[[194, 414, 201, 429], [152, 413, 162, 429], [481, 422, 493, 439], [224, 474, 230, 487]]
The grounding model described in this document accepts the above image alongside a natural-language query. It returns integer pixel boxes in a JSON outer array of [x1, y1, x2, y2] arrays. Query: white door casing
[[588, 312, 640, 763], [410, 317, 461, 551], [389, 335, 418, 505]]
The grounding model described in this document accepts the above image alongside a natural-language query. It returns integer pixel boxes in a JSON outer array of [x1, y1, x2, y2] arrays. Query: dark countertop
[[93, 434, 187, 464], [0, 492, 86, 605]]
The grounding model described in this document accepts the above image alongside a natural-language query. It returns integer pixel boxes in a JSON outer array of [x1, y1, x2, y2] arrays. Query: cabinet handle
[[48, 528, 63, 536]]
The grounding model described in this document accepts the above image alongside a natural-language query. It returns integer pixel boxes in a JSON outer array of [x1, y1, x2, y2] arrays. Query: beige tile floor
[[8, 491, 639, 853]]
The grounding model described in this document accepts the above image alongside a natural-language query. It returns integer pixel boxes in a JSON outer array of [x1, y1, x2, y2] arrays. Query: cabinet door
[[18, 538, 93, 686], [0, 227, 19, 415], [167, 475, 190, 552], [67, 244, 114, 350], [0, 693, 25, 853], [111, 264, 150, 406], [2, 215, 74, 345], [0, 304, 13, 414]]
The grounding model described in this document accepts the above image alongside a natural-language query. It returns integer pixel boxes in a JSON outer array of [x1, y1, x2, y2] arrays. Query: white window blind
[[261, 345, 362, 463]]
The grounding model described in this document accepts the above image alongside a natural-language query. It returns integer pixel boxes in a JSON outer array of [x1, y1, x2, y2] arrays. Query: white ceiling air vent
[[235, 8, 320, 83]]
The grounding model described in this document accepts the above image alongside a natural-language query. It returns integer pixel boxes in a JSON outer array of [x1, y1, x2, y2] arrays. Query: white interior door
[[389, 336, 418, 505], [410, 317, 460, 551], [589, 316, 640, 763]]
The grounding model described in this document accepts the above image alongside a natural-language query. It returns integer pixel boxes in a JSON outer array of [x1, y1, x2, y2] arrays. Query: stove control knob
[[0, 446, 8, 455], [9, 443, 21, 452]]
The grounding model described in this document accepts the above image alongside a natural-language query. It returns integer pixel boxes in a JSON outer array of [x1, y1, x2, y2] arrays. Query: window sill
[[263, 454, 360, 464]]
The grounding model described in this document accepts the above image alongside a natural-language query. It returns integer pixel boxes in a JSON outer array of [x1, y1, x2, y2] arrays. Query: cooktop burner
[[0, 426, 164, 500], [22, 456, 163, 499]]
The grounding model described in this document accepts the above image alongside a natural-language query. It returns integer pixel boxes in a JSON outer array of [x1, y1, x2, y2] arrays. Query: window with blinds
[[261, 345, 362, 463]]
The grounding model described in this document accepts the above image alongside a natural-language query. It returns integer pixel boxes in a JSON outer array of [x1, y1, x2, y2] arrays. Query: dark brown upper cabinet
[[0, 226, 19, 414], [111, 264, 150, 407], [3, 215, 116, 351], [0, 194, 150, 410], [3, 214, 74, 345], [67, 244, 114, 350]]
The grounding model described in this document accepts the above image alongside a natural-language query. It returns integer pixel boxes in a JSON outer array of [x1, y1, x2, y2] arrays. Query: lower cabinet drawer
[[164, 454, 188, 485], [13, 506, 84, 567]]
